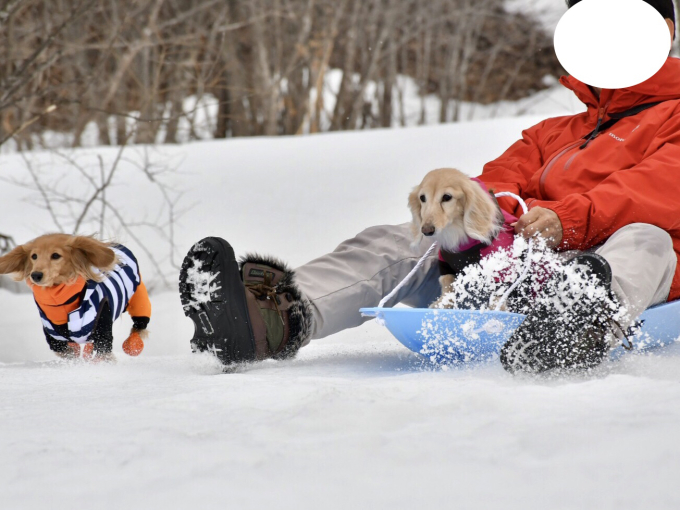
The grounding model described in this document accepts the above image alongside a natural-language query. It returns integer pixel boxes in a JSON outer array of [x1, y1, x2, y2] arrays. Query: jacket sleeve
[[477, 118, 548, 214], [530, 111, 680, 250], [127, 279, 151, 320]]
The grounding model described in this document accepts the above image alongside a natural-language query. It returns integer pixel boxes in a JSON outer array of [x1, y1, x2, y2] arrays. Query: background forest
[[1, 0, 566, 150]]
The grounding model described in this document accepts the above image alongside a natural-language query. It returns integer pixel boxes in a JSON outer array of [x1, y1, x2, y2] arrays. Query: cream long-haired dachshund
[[0, 234, 151, 361], [408, 168, 516, 307]]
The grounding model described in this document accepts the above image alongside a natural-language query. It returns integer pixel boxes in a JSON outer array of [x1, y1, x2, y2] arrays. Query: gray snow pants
[[295, 223, 677, 340]]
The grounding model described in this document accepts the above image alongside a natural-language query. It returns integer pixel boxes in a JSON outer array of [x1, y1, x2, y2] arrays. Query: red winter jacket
[[479, 57, 680, 301]]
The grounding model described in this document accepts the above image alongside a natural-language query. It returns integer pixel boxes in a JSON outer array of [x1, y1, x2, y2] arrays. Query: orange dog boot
[[82, 343, 95, 360], [123, 331, 145, 356]]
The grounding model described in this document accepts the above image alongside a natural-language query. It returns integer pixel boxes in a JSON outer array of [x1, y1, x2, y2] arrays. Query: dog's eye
[[442, 194, 453, 202], [51, 253, 62, 260], [420, 195, 426, 203], [31, 254, 37, 260]]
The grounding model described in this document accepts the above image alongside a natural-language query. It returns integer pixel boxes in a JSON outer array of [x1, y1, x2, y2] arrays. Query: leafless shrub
[[0, 138, 186, 289]]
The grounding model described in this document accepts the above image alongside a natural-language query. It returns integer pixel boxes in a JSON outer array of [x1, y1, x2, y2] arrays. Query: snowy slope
[[0, 115, 559, 293], [2, 113, 680, 510]]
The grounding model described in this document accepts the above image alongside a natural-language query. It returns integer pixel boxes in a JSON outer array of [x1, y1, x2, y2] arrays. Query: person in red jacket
[[179, 0, 680, 374]]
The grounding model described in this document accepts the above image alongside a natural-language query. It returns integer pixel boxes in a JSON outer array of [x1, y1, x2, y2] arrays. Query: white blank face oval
[[554, 0, 670, 89]]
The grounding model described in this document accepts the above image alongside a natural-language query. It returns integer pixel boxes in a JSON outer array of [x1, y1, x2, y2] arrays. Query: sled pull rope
[[377, 241, 439, 309], [492, 192, 532, 312], [374, 192, 531, 326]]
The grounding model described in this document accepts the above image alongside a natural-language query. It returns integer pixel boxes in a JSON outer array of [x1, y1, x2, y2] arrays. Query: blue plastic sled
[[360, 300, 680, 365]]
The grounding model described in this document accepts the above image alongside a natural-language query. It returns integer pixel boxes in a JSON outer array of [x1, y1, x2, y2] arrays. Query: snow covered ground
[[2, 111, 680, 509]]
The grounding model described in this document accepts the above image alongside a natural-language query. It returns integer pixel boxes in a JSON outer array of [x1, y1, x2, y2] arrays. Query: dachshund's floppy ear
[[0, 245, 30, 280], [462, 180, 502, 244], [408, 186, 423, 239], [69, 236, 117, 281]]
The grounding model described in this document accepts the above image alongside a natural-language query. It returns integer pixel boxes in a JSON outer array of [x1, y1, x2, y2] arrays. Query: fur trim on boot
[[240, 253, 314, 360]]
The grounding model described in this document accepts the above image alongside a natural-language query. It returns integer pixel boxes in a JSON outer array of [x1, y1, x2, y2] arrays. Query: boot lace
[[245, 282, 285, 325], [592, 299, 636, 351]]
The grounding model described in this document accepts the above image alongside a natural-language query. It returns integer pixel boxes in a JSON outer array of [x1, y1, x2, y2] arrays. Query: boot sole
[[500, 252, 613, 374], [179, 237, 256, 364], [500, 312, 549, 374], [567, 252, 612, 288]]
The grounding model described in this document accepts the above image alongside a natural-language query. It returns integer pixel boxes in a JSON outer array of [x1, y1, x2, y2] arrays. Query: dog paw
[[55, 342, 81, 360], [82, 343, 117, 363]]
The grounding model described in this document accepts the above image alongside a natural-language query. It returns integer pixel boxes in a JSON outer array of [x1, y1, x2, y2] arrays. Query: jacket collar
[[560, 56, 680, 115], [30, 277, 86, 307]]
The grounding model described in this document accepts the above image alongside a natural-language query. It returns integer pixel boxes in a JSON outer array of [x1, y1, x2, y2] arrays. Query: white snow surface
[[2, 113, 680, 509]]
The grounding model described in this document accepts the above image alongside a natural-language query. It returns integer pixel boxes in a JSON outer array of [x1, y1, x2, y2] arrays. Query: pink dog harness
[[438, 178, 517, 277]]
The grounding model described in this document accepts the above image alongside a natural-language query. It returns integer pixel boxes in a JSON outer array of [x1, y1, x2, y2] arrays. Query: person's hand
[[512, 207, 563, 248]]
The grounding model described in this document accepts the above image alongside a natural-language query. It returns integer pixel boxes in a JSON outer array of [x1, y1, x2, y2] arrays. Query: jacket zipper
[[538, 141, 584, 198], [580, 106, 608, 149], [563, 150, 579, 171], [538, 105, 609, 198]]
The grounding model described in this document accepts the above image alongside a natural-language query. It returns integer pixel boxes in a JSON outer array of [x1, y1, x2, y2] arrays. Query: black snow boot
[[179, 237, 313, 365], [500, 253, 625, 374]]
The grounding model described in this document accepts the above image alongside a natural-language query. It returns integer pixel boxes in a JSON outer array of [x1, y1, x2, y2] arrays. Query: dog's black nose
[[31, 272, 43, 283], [421, 225, 435, 236]]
